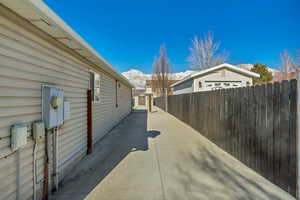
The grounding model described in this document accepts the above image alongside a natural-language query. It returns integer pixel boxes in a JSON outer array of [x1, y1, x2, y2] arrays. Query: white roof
[[1, 0, 134, 88], [171, 63, 260, 87]]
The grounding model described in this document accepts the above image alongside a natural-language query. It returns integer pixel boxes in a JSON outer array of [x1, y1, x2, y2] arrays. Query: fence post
[[297, 72, 300, 199], [164, 90, 168, 112]]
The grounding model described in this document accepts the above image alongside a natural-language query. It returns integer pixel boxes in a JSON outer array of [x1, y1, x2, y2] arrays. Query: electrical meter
[[42, 85, 64, 129]]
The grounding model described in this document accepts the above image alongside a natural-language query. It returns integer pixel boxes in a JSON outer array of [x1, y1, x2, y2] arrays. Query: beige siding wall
[[173, 80, 194, 95], [173, 68, 254, 95], [0, 10, 131, 200], [92, 75, 131, 143], [194, 69, 253, 92]]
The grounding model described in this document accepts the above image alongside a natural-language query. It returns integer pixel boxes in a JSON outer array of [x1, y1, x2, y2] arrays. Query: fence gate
[[138, 96, 146, 105]]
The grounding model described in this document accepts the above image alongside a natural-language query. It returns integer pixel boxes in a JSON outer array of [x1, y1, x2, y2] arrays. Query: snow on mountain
[[122, 69, 194, 89], [170, 70, 196, 80], [121, 69, 151, 89]]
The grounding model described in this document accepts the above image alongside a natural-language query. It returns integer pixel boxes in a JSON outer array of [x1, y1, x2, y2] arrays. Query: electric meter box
[[42, 85, 64, 129], [11, 124, 28, 151]]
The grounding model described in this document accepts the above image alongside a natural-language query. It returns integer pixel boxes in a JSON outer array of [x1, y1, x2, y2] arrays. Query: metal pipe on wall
[[87, 89, 93, 154], [16, 150, 21, 200], [33, 142, 37, 200], [42, 129, 50, 200], [53, 128, 59, 191]]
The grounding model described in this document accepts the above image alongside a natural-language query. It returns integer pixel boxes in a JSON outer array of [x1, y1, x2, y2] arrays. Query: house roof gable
[[171, 63, 260, 87]]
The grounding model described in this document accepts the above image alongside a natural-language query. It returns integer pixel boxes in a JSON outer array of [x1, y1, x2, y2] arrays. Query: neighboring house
[[271, 71, 297, 82], [132, 88, 146, 106], [171, 63, 260, 95], [0, 1, 133, 200], [145, 79, 178, 97]]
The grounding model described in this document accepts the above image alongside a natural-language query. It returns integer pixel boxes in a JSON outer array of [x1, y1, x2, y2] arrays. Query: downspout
[[87, 89, 93, 154], [33, 141, 37, 200], [16, 150, 21, 200], [42, 129, 50, 200]]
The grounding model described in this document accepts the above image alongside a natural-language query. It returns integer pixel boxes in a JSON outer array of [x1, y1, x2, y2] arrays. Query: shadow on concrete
[[53, 109, 160, 200], [170, 144, 286, 200]]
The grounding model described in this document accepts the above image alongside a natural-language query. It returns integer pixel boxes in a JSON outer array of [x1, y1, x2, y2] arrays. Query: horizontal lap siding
[[115, 83, 131, 123], [92, 76, 131, 143], [0, 14, 89, 200]]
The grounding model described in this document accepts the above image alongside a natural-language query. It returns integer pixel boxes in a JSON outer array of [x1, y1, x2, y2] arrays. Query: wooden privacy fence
[[155, 80, 297, 197]]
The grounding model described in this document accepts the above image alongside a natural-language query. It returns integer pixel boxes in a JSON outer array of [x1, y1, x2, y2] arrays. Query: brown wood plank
[[266, 83, 274, 182], [248, 86, 256, 169], [260, 84, 268, 176], [279, 81, 290, 191], [289, 79, 297, 196], [235, 88, 241, 161], [273, 82, 281, 187], [227, 89, 233, 155], [252, 85, 259, 172], [240, 87, 247, 164], [223, 89, 229, 152], [218, 89, 224, 147]]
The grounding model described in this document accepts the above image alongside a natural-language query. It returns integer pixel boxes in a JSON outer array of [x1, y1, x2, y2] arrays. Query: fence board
[[273, 82, 281, 187], [289, 79, 297, 196], [280, 81, 290, 190], [266, 83, 274, 182], [154, 79, 297, 197]]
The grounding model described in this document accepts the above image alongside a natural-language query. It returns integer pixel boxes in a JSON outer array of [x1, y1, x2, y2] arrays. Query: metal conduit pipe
[[33, 141, 37, 200], [53, 128, 59, 191]]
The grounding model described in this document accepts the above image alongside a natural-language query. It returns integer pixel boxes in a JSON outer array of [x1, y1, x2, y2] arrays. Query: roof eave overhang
[[1, 0, 134, 88]]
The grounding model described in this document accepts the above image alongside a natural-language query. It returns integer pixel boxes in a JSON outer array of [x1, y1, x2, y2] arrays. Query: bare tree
[[187, 31, 228, 69], [151, 44, 172, 96], [280, 49, 296, 79], [296, 49, 300, 69]]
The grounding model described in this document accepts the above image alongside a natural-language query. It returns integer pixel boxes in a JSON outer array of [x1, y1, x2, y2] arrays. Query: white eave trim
[[3, 0, 134, 88], [170, 63, 260, 87]]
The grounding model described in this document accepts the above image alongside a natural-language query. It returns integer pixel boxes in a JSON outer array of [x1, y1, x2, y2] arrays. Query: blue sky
[[45, 0, 300, 73]]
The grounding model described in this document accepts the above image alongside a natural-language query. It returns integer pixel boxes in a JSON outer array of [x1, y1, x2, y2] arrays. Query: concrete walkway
[[52, 107, 295, 200]]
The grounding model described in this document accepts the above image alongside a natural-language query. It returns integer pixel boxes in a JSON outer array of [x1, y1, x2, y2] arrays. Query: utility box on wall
[[33, 121, 45, 142], [11, 124, 28, 151], [42, 85, 64, 129]]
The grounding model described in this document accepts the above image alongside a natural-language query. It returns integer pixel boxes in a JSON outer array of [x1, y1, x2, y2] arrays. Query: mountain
[[121, 69, 151, 89], [122, 69, 195, 89]]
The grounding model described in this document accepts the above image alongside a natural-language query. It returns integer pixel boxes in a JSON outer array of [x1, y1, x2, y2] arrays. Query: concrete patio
[[52, 106, 295, 200]]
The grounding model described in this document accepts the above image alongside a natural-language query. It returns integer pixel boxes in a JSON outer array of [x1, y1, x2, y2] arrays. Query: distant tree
[[187, 31, 228, 70], [151, 44, 172, 96], [280, 49, 296, 73], [250, 63, 273, 84]]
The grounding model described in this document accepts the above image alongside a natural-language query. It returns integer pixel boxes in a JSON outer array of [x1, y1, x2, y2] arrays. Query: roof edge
[[9, 0, 134, 88]]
